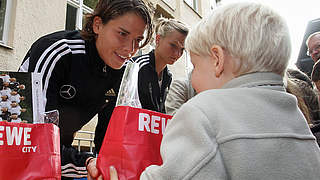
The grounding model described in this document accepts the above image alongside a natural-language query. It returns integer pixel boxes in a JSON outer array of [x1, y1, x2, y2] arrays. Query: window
[[211, 0, 221, 10], [65, 0, 98, 30], [184, 0, 198, 12], [161, 0, 176, 11], [0, 0, 12, 45]]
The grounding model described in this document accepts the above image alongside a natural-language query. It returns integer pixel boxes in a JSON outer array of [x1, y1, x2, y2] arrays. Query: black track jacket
[[133, 50, 172, 113]]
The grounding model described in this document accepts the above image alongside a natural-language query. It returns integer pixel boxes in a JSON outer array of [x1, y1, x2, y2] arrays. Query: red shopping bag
[[0, 122, 61, 180], [97, 106, 172, 180]]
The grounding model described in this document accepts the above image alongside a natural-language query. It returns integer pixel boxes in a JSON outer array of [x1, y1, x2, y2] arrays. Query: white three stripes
[[32, 39, 85, 107]]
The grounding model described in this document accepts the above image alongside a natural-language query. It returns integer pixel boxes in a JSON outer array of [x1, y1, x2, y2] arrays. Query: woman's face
[[93, 12, 146, 69], [156, 30, 186, 65]]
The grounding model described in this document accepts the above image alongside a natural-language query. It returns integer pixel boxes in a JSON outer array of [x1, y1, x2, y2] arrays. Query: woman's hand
[[109, 166, 119, 180], [86, 158, 103, 180], [86, 157, 119, 180]]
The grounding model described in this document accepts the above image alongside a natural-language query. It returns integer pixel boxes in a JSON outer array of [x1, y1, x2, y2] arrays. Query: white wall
[[0, 0, 67, 71]]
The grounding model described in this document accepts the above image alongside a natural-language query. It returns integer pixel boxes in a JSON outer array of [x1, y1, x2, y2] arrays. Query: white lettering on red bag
[[22, 146, 37, 153], [0, 126, 36, 152], [161, 117, 166, 135], [138, 113, 170, 135], [139, 113, 150, 132]]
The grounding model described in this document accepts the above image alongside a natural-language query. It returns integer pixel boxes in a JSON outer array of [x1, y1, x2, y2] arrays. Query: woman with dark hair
[[18, 0, 153, 179]]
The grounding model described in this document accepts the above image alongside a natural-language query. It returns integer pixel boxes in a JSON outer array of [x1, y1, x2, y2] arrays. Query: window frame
[[184, 0, 198, 12], [67, 0, 94, 30], [161, 0, 176, 11], [0, 0, 13, 46]]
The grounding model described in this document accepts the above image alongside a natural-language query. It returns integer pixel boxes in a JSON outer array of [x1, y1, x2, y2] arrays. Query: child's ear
[[93, 16, 102, 34], [210, 45, 225, 77]]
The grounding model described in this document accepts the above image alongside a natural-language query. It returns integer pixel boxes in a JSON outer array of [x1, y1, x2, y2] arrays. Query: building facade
[[0, 0, 215, 150]]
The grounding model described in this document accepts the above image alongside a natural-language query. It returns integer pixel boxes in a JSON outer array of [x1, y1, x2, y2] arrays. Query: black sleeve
[[18, 33, 89, 179], [61, 145, 95, 179], [18, 35, 71, 112]]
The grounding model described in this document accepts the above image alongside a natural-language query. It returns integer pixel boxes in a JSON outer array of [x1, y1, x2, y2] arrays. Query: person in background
[[165, 72, 196, 115], [306, 31, 320, 63], [18, 0, 153, 179], [286, 70, 320, 146], [290, 74, 320, 137], [312, 60, 320, 90], [307, 31, 320, 96], [287, 68, 314, 87], [133, 17, 189, 113], [106, 2, 320, 179], [287, 68, 320, 123], [310, 60, 320, 145]]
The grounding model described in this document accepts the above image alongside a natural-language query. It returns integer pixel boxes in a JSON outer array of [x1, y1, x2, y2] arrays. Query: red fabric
[[0, 122, 61, 180], [97, 106, 172, 180]]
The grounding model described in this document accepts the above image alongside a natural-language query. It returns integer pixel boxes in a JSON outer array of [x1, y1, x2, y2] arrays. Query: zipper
[[160, 87, 169, 113], [149, 83, 160, 111], [103, 65, 107, 73]]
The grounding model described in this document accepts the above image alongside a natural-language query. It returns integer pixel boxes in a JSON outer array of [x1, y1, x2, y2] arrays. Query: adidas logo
[[105, 89, 116, 97]]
